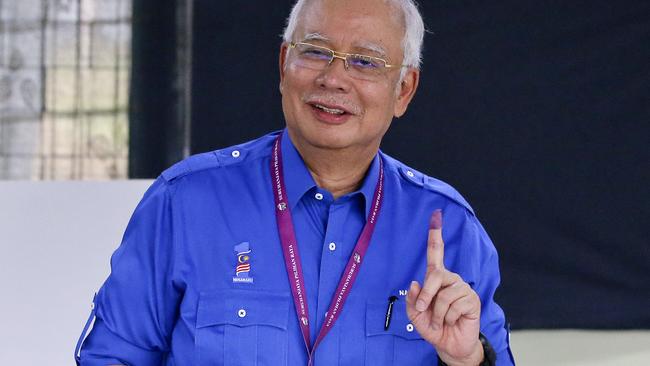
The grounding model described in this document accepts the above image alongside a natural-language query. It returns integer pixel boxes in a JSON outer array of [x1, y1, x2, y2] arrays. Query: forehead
[[296, 0, 404, 56]]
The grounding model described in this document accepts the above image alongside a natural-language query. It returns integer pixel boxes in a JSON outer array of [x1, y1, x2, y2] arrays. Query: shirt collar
[[281, 129, 318, 210], [356, 151, 381, 218], [281, 128, 381, 217]]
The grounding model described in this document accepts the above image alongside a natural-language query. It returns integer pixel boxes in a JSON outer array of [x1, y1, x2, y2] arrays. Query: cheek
[[283, 71, 315, 105], [285, 64, 314, 87], [359, 84, 397, 116], [285, 62, 301, 77]]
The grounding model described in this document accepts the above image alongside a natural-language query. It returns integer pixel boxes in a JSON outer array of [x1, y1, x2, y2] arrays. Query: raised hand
[[405, 209, 484, 365]]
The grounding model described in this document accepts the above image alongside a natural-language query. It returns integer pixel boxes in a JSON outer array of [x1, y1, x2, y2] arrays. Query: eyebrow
[[302, 32, 330, 43], [300, 32, 389, 59], [355, 42, 388, 59]]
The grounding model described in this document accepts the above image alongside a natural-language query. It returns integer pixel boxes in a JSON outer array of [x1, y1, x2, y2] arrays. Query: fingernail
[[415, 299, 427, 312], [410, 281, 418, 291], [429, 209, 442, 230]]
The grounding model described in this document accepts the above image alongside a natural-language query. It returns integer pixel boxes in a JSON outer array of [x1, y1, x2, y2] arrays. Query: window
[[0, 0, 131, 179]]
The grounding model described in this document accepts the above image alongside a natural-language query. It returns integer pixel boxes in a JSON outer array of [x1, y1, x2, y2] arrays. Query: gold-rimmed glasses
[[288, 42, 407, 81]]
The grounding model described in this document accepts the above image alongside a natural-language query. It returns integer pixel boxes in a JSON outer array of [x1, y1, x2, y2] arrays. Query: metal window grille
[[0, 0, 131, 179]]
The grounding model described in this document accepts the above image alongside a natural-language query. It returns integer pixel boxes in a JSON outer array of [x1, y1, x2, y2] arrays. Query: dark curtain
[[130, 0, 650, 329]]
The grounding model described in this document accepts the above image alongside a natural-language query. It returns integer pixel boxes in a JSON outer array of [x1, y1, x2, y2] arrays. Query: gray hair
[[282, 0, 425, 75]]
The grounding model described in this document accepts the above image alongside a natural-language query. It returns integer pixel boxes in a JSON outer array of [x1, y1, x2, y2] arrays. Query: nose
[[315, 55, 351, 92]]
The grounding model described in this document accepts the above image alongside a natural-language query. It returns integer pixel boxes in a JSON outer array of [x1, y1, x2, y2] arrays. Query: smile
[[313, 104, 346, 115]]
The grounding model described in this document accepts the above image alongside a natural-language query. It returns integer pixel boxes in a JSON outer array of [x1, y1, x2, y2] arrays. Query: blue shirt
[[77, 129, 515, 365]]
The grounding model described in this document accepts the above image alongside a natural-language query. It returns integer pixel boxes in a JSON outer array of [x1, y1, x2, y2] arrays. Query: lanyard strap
[[270, 134, 385, 359]]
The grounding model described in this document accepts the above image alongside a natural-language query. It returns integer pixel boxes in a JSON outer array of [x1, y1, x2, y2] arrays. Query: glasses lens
[[347, 55, 384, 70], [290, 43, 390, 82], [292, 43, 332, 70], [347, 55, 386, 80]]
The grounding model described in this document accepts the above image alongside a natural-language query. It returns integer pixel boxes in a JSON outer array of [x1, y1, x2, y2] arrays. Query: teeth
[[315, 104, 345, 115]]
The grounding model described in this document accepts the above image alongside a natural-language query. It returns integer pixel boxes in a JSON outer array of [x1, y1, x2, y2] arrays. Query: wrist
[[437, 333, 496, 366], [438, 339, 484, 366]]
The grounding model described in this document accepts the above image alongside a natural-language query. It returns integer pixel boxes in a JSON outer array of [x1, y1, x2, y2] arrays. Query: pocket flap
[[366, 300, 423, 340], [197, 289, 289, 330]]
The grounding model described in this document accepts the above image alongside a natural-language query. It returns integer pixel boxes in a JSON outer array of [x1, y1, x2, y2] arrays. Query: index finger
[[427, 209, 445, 271]]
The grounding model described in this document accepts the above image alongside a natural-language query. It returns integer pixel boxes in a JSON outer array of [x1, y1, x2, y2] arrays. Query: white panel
[[0, 180, 153, 364]]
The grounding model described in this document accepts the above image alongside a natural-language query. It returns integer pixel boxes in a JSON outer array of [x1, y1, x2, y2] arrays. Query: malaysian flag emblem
[[233, 242, 254, 283]]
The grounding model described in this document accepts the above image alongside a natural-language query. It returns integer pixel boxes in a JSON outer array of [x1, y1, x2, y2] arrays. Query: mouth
[[302, 95, 361, 125], [307, 102, 354, 124], [311, 103, 347, 115], [308, 102, 352, 116]]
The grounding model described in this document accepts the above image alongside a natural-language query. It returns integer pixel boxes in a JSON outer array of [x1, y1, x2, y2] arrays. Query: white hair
[[282, 0, 426, 78]]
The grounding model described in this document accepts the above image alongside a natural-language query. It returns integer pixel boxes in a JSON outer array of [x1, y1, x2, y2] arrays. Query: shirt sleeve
[[77, 177, 182, 366], [465, 211, 516, 366]]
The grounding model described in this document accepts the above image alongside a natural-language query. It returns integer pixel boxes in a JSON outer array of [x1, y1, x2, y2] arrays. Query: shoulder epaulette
[[395, 163, 475, 216], [161, 151, 221, 182], [160, 135, 273, 182]]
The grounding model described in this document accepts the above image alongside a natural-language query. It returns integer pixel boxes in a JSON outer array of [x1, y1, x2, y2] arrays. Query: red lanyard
[[270, 134, 385, 363]]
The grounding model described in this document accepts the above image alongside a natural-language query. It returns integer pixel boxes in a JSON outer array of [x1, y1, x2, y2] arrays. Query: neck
[[289, 136, 378, 200]]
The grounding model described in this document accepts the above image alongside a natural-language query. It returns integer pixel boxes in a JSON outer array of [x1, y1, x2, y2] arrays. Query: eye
[[299, 46, 331, 60], [348, 55, 382, 69]]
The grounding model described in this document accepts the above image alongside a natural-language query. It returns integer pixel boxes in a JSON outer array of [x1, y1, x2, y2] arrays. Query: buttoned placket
[[311, 194, 366, 362]]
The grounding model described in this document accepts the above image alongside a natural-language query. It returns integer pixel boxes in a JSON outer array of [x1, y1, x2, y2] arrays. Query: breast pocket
[[365, 300, 436, 365], [196, 289, 290, 366]]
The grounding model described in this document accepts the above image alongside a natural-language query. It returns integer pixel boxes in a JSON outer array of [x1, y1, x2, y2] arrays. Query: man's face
[[279, 0, 419, 153]]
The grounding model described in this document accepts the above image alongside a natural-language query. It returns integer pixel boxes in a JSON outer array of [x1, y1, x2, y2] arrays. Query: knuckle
[[450, 280, 463, 289], [430, 238, 443, 247], [450, 272, 462, 282], [437, 291, 452, 305], [471, 291, 481, 303], [419, 288, 434, 299], [445, 312, 458, 326], [458, 281, 471, 293]]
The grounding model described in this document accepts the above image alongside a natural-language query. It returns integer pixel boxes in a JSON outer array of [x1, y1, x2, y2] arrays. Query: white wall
[[511, 330, 650, 365], [1, 181, 649, 365], [0, 180, 152, 365]]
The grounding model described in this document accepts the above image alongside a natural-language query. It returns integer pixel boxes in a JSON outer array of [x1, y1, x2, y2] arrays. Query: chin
[[306, 131, 354, 150], [291, 124, 357, 151]]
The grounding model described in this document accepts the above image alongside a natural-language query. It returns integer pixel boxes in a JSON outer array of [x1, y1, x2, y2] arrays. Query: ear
[[279, 43, 290, 94], [393, 68, 420, 118]]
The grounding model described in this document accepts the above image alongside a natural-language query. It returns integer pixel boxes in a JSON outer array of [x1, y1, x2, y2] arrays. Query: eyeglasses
[[288, 42, 407, 81]]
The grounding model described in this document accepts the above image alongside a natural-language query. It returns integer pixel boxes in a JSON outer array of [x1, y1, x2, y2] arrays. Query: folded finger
[[444, 292, 480, 326], [431, 281, 470, 330]]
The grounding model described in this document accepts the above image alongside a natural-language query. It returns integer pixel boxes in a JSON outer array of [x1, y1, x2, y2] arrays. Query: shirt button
[[406, 323, 414, 332], [231, 150, 240, 158], [237, 309, 247, 318], [406, 170, 415, 178], [328, 242, 336, 251], [315, 193, 324, 200]]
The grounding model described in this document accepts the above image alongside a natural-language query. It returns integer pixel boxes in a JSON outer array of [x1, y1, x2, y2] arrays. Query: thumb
[[406, 281, 422, 317]]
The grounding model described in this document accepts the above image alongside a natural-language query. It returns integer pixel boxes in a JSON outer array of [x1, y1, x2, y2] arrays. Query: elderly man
[[76, 0, 514, 365]]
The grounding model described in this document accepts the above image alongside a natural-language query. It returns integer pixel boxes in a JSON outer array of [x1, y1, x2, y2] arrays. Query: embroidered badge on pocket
[[233, 242, 254, 283]]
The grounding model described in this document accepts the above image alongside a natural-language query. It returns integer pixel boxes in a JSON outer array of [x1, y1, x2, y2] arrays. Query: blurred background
[[0, 0, 129, 179], [0, 0, 648, 364]]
